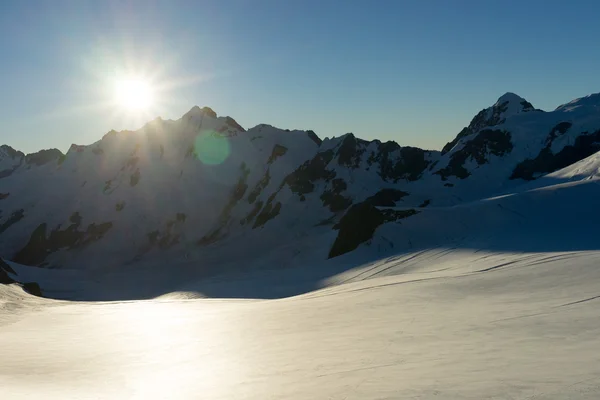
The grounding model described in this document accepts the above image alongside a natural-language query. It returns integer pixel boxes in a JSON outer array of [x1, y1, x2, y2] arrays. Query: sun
[[114, 78, 154, 111]]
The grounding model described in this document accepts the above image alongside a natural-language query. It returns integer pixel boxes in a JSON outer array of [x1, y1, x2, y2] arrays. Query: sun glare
[[114, 78, 154, 111]]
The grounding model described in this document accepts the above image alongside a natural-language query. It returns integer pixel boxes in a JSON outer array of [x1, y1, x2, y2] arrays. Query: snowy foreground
[[2, 248, 600, 399]]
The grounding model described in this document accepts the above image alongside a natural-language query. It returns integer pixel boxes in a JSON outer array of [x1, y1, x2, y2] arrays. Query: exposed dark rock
[[25, 149, 63, 166], [328, 203, 418, 258], [0, 168, 17, 179], [248, 170, 270, 204], [441, 99, 514, 155], [199, 163, 250, 244], [126, 156, 139, 168], [267, 144, 288, 164], [92, 147, 104, 155], [365, 189, 409, 207], [366, 141, 429, 182], [418, 199, 431, 208], [1, 145, 24, 160], [442, 127, 472, 155], [253, 200, 282, 229], [147, 230, 159, 245], [130, 168, 141, 186], [444, 183, 454, 187], [511, 129, 600, 180], [0, 258, 16, 284], [12, 217, 113, 266], [320, 178, 352, 212], [201, 106, 217, 118], [197, 228, 222, 246], [22, 282, 42, 297], [185, 145, 194, 158], [0, 258, 16, 275], [144, 214, 184, 250], [520, 100, 535, 111], [284, 150, 336, 195], [320, 192, 352, 212], [436, 129, 513, 180], [306, 130, 322, 145], [243, 200, 264, 225], [545, 122, 572, 147], [115, 202, 126, 212], [0, 193, 9, 200], [337, 134, 367, 168], [0, 209, 25, 235], [394, 147, 431, 181], [224, 116, 245, 132]]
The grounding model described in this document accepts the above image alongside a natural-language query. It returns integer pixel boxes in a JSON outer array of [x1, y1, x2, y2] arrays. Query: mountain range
[[1, 91, 600, 298]]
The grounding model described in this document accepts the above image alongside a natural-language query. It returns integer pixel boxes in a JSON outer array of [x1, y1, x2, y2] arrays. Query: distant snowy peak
[[441, 92, 537, 155], [555, 92, 600, 112], [0, 145, 63, 179], [494, 92, 536, 115]]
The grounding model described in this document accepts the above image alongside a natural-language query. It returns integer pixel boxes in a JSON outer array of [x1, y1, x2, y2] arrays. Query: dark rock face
[[367, 142, 430, 182], [12, 214, 113, 266], [511, 129, 600, 180], [545, 122, 572, 147], [224, 116, 245, 132], [418, 199, 431, 208], [0, 168, 17, 179], [520, 100, 535, 111], [306, 130, 322, 145], [248, 170, 270, 204], [1, 145, 25, 160], [130, 168, 141, 186], [267, 144, 288, 164], [328, 202, 418, 258], [201, 106, 217, 118], [143, 216, 184, 250], [284, 150, 336, 195], [0, 193, 9, 200], [441, 98, 526, 155], [25, 149, 63, 166], [253, 198, 282, 229], [22, 282, 42, 297], [365, 189, 408, 207], [436, 129, 513, 180], [0, 209, 25, 235], [442, 127, 472, 155], [199, 163, 251, 243], [0, 258, 16, 284], [320, 178, 352, 212], [242, 200, 263, 225], [337, 134, 367, 169]]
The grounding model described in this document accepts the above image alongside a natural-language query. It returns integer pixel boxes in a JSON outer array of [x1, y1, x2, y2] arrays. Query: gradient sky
[[1, 0, 599, 154]]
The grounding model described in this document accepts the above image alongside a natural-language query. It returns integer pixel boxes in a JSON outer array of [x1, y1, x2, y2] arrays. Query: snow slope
[[2, 247, 600, 399], [2, 91, 600, 398]]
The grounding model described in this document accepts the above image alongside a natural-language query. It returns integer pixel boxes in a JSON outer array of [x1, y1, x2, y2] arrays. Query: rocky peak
[[441, 93, 535, 155], [182, 106, 218, 121], [0, 145, 25, 161], [24, 148, 64, 166]]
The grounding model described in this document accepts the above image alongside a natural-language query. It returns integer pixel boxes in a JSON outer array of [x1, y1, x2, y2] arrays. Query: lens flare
[[193, 133, 231, 165]]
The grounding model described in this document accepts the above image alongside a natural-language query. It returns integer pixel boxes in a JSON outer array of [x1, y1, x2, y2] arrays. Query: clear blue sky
[[1, 0, 599, 154]]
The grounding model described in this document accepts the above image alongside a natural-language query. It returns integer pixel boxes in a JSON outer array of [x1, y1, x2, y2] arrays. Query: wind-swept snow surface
[[3, 92, 600, 399], [2, 249, 600, 399]]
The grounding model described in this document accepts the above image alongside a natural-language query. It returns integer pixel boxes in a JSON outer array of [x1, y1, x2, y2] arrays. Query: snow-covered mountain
[[1, 92, 600, 280]]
